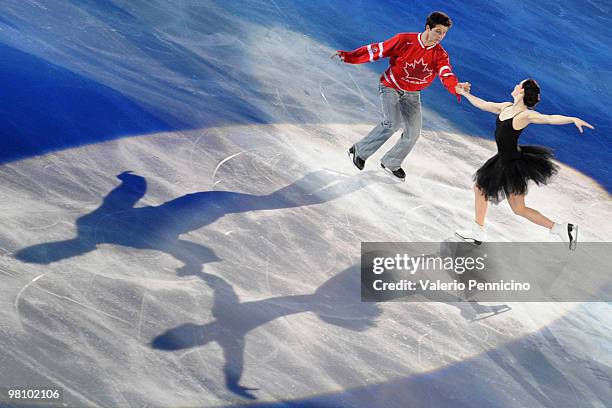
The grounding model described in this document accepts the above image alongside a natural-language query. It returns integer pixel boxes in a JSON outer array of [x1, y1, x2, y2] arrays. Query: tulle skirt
[[474, 145, 559, 203]]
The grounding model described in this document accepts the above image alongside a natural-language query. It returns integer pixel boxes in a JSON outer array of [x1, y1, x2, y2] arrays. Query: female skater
[[454, 79, 593, 250]]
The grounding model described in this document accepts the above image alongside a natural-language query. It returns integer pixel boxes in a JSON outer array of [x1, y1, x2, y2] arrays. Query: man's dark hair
[[426, 11, 452, 29]]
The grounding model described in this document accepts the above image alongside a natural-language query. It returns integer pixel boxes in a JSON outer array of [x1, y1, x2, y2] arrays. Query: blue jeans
[[354, 84, 422, 170]]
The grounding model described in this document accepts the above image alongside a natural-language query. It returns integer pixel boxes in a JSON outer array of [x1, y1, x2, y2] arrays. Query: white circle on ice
[[3, 123, 610, 405]]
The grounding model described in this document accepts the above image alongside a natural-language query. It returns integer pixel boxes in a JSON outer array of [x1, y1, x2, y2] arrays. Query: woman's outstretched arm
[[524, 111, 594, 133], [455, 85, 512, 114]]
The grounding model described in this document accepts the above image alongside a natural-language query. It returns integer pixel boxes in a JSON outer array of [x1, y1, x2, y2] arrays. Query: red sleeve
[[435, 47, 461, 101], [338, 34, 403, 64]]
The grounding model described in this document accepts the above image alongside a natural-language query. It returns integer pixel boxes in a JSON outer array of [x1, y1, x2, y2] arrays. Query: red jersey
[[339, 32, 460, 99]]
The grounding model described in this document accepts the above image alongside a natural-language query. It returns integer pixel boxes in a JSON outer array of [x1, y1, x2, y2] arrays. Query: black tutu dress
[[475, 110, 559, 203]]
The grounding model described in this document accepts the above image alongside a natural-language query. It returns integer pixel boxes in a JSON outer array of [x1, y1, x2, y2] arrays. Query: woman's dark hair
[[522, 79, 541, 108], [426, 11, 452, 29]]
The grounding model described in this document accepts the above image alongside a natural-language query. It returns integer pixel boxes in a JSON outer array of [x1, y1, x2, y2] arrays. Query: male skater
[[332, 11, 469, 181]]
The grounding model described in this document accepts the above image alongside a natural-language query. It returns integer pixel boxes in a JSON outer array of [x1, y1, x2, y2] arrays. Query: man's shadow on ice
[[151, 265, 381, 400], [16, 169, 376, 277]]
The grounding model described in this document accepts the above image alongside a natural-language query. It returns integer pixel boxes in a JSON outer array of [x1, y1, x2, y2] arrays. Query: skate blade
[[381, 166, 405, 182], [569, 224, 578, 251], [455, 232, 483, 246], [470, 306, 512, 322]]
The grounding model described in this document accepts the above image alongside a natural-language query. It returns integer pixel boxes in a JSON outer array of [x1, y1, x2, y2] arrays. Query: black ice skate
[[348, 145, 365, 170], [380, 163, 405, 181]]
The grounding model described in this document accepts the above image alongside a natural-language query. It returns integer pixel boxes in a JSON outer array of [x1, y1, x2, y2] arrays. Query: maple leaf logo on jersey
[[402, 58, 434, 82]]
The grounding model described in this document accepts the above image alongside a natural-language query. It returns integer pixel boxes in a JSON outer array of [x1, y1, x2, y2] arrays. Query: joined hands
[[455, 82, 471, 95]]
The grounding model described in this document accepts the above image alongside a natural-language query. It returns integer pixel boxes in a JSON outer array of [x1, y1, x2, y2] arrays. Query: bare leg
[[507, 194, 554, 229], [474, 184, 488, 227]]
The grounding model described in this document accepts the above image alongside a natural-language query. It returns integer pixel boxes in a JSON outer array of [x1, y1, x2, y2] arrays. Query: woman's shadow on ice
[[151, 265, 382, 400], [15, 169, 380, 276]]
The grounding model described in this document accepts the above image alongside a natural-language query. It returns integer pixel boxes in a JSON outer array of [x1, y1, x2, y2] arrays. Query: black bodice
[[494, 115, 524, 160]]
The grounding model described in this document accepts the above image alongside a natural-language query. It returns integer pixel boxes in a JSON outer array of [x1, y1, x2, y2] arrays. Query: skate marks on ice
[[0, 43, 170, 165], [151, 266, 382, 400], [230, 318, 612, 408], [3, 131, 608, 405]]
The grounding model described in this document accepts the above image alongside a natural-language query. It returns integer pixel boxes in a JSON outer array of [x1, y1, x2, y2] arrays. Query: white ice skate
[[455, 222, 487, 245], [551, 222, 578, 251]]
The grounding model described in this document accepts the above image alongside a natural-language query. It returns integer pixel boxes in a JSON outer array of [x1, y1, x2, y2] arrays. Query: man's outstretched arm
[[331, 34, 403, 64]]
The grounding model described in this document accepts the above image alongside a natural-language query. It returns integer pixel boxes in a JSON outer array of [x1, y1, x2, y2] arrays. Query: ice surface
[[0, 1, 610, 407]]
